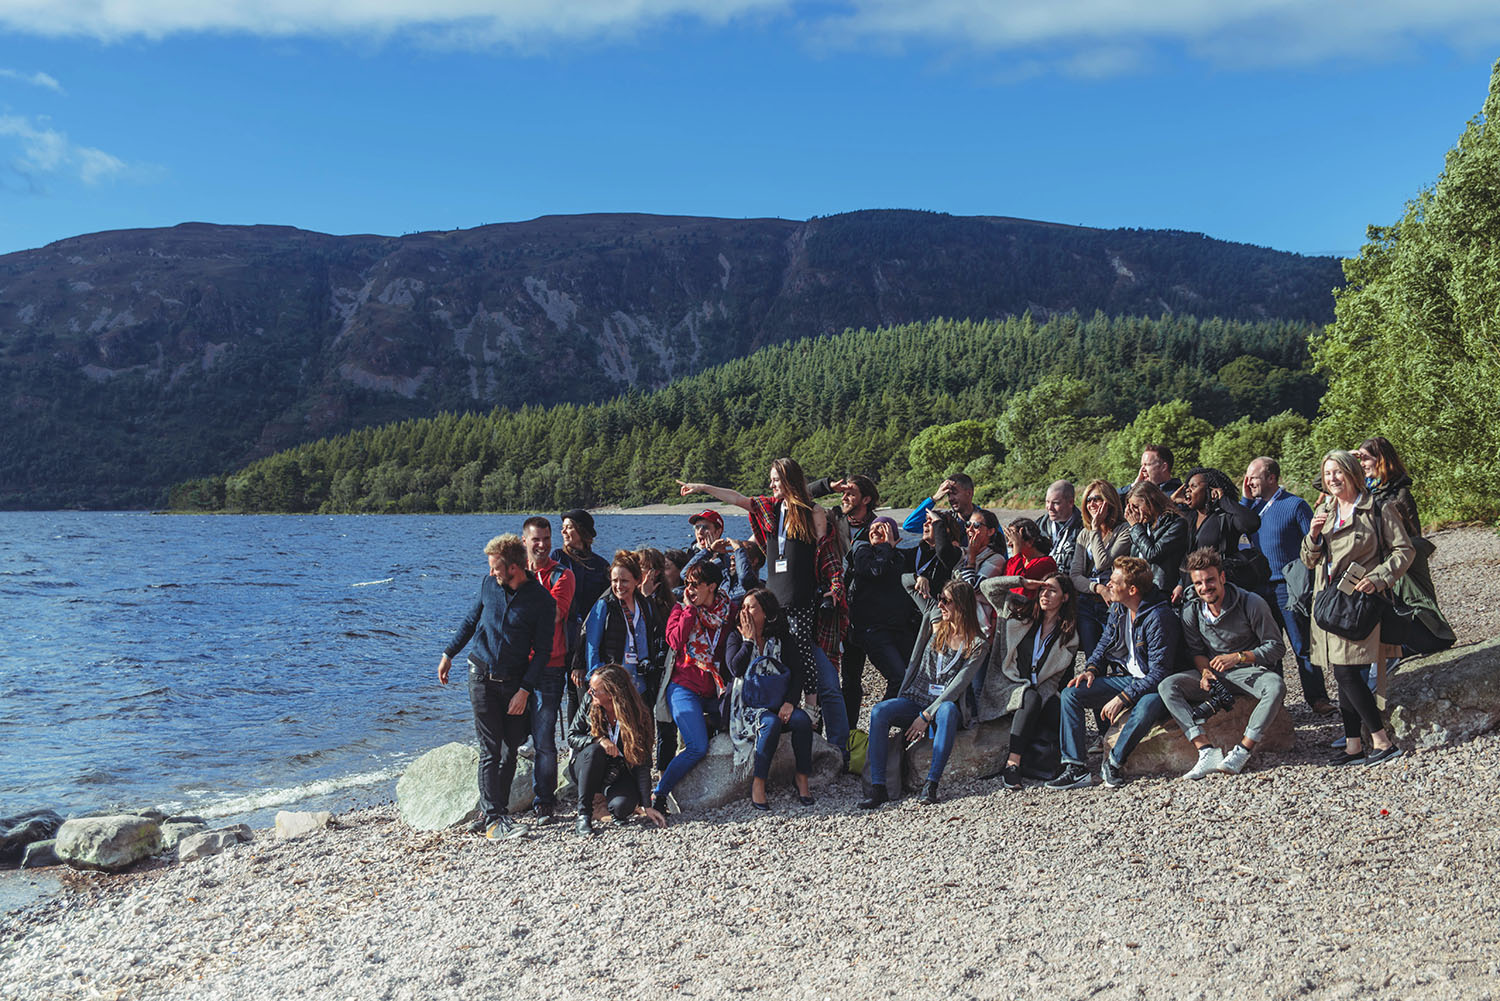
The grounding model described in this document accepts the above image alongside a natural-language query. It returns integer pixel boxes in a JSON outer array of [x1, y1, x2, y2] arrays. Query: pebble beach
[[3, 525, 1498, 1001]]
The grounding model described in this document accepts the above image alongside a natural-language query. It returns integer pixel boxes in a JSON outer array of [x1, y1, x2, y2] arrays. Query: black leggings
[[1007, 687, 1046, 759], [569, 742, 642, 820], [1333, 663, 1384, 740]]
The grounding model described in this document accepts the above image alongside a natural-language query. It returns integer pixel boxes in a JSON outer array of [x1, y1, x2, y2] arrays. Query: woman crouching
[[860, 579, 989, 808], [566, 662, 667, 836], [725, 588, 816, 810]]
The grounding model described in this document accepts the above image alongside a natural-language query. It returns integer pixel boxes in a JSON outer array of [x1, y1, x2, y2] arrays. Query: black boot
[[652, 793, 669, 815], [919, 781, 939, 805], [575, 811, 595, 837], [858, 784, 889, 810]]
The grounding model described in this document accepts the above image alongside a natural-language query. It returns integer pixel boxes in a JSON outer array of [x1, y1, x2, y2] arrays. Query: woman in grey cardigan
[[859, 579, 989, 808], [977, 572, 1080, 789]]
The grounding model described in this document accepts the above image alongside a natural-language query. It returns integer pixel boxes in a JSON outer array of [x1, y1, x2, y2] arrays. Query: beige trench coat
[[1300, 493, 1413, 668]]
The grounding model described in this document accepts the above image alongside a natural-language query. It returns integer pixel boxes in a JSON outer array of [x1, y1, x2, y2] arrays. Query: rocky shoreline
[[2, 525, 1497, 1000]]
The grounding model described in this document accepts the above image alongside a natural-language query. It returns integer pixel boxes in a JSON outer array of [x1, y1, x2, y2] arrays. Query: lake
[[0, 510, 750, 828]]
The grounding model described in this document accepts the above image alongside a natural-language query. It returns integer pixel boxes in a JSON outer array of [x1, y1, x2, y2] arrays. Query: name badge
[[774, 559, 788, 574], [623, 651, 639, 665], [928, 683, 945, 697]]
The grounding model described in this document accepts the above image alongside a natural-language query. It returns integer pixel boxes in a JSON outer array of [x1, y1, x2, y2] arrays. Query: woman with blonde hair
[[565, 662, 667, 836], [859, 579, 989, 808], [676, 458, 849, 757], [1069, 479, 1131, 657], [1302, 449, 1414, 767]]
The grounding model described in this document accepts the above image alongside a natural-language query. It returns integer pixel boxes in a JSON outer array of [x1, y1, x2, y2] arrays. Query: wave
[[190, 765, 404, 820], [351, 577, 394, 587]]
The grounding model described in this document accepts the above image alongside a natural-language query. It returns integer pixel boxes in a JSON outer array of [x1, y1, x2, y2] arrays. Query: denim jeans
[[867, 697, 961, 786], [842, 624, 913, 729], [753, 708, 813, 780], [808, 642, 850, 754], [1059, 675, 1167, 767], [529, 670, 564, 809], [1269, 579, 1326, 705], [469, 674, 531, 823], [655, 683, 713, 798], [1076, 593, 1108, 665]]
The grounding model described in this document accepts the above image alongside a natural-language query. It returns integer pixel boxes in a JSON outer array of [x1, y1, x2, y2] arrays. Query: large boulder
[[669, 733, 843, 813], [397, 742, 481, 830], [0, 809, 64, 866], [905, 717, 1014, 792], [1108, 697, 1296, 776], [1388, 636, 1500, 748], [55, 815, 161, 872]]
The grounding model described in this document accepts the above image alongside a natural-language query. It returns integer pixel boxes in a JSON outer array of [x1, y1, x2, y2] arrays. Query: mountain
[[0, 209, 1343, 508]]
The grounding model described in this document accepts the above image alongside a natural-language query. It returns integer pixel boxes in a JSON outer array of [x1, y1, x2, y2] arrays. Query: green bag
[[846, 729, 868, 775]]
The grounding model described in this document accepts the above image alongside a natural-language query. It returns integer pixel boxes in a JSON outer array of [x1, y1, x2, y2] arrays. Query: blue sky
[[1, 2, 1498, 258]]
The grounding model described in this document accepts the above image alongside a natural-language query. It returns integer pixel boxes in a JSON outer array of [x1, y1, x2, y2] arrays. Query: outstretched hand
[[677, 479, 701, 498]]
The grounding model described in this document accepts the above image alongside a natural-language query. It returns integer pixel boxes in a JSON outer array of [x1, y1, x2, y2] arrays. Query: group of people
[[438, 436, 1444, 840]]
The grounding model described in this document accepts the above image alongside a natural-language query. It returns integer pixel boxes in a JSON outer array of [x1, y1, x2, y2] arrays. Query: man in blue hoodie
[[438, 533, 555, 841], [1048, 555, 1181, 790]]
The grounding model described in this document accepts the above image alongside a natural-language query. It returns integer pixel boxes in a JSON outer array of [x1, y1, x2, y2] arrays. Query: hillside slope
[[0, 210, 1343, 507]]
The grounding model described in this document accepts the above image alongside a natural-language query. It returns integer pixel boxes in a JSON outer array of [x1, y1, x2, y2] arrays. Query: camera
[[1191, 679, 1238, 722]]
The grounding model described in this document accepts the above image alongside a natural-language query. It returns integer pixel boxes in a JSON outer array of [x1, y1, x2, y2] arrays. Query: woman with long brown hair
[[859, 579, 989, 808], [1124, 481, 1188, 597], [565, 662, 667, 836], [676, 458, 849, 758], [1069, 479, 1131, 657]]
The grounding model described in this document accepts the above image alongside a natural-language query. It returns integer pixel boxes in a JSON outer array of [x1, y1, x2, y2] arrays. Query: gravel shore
[[3, 525, 1497, 1001]]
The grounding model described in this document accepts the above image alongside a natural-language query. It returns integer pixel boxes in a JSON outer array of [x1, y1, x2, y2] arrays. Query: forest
[[169, 311, 1329, 516]]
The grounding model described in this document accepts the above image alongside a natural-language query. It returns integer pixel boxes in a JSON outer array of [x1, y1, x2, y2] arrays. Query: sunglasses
[[937, 595, 954, 607], [1085, 495, 1105, 504]]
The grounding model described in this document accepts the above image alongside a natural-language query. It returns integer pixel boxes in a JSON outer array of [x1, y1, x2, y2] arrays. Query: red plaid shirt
[[747, 495, 848, 659]]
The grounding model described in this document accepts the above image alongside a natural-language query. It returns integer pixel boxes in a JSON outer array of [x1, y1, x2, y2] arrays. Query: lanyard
[[776, 503, 788, 553], [623, 600, 643, 656]]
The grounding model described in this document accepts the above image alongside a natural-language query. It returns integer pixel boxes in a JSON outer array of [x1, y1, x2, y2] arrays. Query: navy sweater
[[1245, 489, 1313, 583]]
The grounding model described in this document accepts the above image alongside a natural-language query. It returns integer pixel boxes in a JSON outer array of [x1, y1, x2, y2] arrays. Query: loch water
[[0, 511, 748, 828]]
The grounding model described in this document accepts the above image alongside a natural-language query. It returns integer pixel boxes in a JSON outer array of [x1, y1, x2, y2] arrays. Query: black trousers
[[1333, 663, 1385, 740], [1007, 687, 1047, 759], [569, 742, 642, 820], [470, 676, 531, 824]]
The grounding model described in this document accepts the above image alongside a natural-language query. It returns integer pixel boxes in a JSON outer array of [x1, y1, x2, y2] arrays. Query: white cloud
[[0, 0, 788, 43], [0, 114, 129, 186], [0, 0, 1496, 69], [817, 0, 1500, 69], [0, 68, 63, 91]]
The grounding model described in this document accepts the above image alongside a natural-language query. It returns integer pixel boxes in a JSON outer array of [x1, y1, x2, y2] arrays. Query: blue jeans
[[1059, 676, 1167, 767], [867, 697, 960, 786], [754, 708, 813, 780], [1076, 593, 1108, 664], [529, 671, 563, 809], [809, 643, 850, 754], [655, 683, 713, 798], [1269, 579, 1326, 705]]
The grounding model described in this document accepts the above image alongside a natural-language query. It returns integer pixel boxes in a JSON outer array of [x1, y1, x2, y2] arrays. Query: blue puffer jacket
[[1083, 587, 1184, 704]]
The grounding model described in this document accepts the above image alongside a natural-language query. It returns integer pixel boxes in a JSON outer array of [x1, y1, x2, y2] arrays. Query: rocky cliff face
[[0, 210, 1343, 507]]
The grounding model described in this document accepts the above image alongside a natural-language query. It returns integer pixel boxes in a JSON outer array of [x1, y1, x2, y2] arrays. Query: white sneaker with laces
[[1219, 745, 1251, 774], [1183, 746, 1224, 780]]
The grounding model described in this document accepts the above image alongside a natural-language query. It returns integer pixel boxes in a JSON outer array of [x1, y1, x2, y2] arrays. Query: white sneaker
[[1183, 747, 1223, 780], [1219, 745, 1251, 774]]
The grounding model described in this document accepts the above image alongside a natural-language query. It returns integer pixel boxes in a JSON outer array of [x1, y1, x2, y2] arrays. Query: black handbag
[[1312, 586, 1386, 640]]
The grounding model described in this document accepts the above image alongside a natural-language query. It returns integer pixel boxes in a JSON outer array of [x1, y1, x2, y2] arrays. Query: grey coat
[[897, 617, 989, 728], [976, 604, 1079, 722]]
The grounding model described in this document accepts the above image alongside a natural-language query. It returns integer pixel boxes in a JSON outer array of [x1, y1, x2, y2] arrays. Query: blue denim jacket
[[444, 575, 555, 691], [1084, 587, 1183, 704]]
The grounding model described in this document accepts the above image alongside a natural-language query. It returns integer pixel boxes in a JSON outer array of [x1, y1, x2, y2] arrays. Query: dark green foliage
[[193, 312, 1323, 513], [1312, 60, 1500, 523]]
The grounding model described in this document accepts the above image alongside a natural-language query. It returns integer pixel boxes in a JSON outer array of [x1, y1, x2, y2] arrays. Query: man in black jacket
[[438, 533, 555, 841]]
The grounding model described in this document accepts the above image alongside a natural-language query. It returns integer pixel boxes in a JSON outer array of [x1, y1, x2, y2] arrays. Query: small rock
[[159, 821, 206, 851], [20, 839, 59, 869], [54, 815, 161, 873], [177, 829, 244, 861], [274, 811, 331, 840], [0, 809, 64, 866]]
